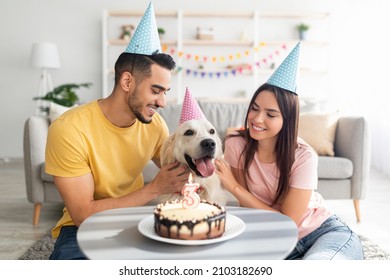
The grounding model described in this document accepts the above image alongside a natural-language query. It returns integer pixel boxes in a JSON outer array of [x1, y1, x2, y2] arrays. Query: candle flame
[[188, 173, 193, 184]]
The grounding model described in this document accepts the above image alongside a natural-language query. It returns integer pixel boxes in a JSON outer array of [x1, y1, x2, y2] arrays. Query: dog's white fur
[[157, 119, 234, 205]]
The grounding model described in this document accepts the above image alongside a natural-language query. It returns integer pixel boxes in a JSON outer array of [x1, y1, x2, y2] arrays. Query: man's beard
[[128, 87, 153, 124], [134, 111, 151, 124]]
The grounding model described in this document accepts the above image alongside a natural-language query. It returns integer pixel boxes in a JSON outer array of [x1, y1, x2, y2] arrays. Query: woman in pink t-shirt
[[215, 83, 363, 260]]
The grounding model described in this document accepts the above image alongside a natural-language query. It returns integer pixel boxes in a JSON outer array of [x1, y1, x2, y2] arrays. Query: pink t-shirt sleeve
[[224, 136, 245, 169]]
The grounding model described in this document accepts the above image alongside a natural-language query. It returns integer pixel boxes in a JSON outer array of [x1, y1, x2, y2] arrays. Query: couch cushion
[[142, 161, 160, 184], [198, 101, 248, 140], [298, 112, 339, 156], [40, 163, 54, 183], [318, 156, 353, 179], [157, 104, 182, 133]]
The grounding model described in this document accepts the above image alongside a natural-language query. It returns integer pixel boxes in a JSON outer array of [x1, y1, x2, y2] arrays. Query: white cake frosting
[[154, 200, 226, 240]]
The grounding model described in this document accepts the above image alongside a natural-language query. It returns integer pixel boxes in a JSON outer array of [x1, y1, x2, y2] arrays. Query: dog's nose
[[201, 139, 216, 151]]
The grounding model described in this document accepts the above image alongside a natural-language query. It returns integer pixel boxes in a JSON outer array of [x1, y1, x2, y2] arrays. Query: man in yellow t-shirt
[[46, 2, 190, 260], [45, 51, 190, 259]]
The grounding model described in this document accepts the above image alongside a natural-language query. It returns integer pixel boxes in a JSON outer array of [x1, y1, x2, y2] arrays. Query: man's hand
[[150, 162, 190, 195]]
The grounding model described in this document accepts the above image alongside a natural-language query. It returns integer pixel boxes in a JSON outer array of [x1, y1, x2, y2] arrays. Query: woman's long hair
[[227, 83, 299, 205]]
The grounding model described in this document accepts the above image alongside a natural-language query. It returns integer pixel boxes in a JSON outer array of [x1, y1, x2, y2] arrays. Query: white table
[[77, 206, 298, 260]]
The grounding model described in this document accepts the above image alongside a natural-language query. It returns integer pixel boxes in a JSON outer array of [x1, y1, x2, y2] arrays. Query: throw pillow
[[48, 102, 76, 122], [298, 112, 339, 156]]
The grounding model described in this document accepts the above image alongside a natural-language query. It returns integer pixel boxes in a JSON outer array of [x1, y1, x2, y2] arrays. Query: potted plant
[[120, 24, 134, 41], [297, 23, 310, 40], [158, 27, 165, 39], [33, 82, 92, 113]]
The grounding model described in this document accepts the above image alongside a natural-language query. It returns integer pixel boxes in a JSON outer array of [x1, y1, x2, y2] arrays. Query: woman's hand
[[215, 159, 277, 212], [214, 159, 239, 193]]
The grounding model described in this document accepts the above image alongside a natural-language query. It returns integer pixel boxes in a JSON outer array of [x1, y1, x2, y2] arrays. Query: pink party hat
[[179, 87, 206, 125]]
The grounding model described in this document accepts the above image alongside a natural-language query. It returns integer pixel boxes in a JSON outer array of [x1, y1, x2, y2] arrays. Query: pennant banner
[[163, 42, 288, 79], [162, 42, 279, 63]]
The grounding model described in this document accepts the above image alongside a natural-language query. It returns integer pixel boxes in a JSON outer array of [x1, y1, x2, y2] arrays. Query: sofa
[[23, 99, 370, 225]]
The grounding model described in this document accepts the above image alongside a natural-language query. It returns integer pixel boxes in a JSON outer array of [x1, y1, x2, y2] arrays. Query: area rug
[[18, 233, 390, 260]]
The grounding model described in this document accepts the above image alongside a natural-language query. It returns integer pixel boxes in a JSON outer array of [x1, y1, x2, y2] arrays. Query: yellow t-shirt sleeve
[[151, 113, 170, 163], [45, 119, 91, 177]]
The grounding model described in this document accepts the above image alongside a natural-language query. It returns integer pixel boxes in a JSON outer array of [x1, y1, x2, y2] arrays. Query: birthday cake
[[154, 200, 226, 240]]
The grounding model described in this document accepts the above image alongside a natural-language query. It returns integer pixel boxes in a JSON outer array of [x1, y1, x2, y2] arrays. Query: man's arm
[[54, 162, 189, 227]]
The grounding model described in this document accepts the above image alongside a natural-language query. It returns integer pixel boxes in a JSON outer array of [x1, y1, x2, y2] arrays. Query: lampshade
[[29, 42, 61, 69]]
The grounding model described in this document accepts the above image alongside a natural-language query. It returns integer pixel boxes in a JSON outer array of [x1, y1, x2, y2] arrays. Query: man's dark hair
[[113, 51, 176, 87]]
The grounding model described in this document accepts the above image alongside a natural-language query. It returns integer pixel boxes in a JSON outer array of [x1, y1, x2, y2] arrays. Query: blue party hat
[[266, 42, 301, 94], [124, 2, 161, 55]]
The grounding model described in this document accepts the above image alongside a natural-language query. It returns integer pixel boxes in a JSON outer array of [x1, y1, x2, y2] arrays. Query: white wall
[[328, 0, 390, 176], [1, 0, 389, 175]]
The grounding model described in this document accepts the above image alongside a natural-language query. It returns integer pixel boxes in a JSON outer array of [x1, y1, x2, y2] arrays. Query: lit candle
[[182, 173, 200, 209]]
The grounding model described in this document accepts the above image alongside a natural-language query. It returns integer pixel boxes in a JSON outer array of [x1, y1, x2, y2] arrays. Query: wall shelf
[[102, 9, 330, 101], [258, 11, 329, 19], [182, 40, 253, 46], [108, 39, 178, 46]]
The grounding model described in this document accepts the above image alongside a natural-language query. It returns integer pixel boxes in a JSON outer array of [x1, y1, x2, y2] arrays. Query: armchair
[[23, 116, 61, 225]]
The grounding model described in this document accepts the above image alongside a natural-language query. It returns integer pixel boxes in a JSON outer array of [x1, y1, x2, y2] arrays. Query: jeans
[[286, 214, 364, 260], [49, 226, 87, 260]]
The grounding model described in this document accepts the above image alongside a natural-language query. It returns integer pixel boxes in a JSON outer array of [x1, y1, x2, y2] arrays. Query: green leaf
[[33, 82, 92, 108]]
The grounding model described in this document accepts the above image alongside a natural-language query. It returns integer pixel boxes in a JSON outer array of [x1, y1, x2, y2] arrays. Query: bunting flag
[[161, 42, 285, 63], [169, 42, 289, 79]]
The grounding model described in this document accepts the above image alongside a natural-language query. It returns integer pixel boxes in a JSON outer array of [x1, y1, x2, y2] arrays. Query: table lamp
[[29, 42, 61, 114]]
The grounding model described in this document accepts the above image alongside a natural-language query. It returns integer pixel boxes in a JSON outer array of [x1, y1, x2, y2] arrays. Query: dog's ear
[[160, 134, 176, 166]]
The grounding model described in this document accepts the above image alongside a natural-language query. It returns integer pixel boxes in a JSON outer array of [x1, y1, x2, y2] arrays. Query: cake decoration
[[181, 173, 201, 209]]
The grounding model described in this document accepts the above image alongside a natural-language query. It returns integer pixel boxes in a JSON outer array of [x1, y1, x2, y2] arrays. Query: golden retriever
[[157, 119, 235, 205]]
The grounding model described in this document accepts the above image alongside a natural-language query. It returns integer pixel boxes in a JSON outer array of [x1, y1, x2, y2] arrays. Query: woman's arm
[[215, 159, 276, 211], [279, 188, 312, 225], [215, 159, 312, 226]]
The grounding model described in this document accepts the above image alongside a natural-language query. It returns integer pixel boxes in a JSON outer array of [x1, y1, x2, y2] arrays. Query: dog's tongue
[[195, 157, 215, 177]]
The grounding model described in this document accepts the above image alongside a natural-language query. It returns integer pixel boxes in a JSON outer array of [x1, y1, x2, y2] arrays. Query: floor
[[0, 158, 390, 260], [0, 158, 63, 260]]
